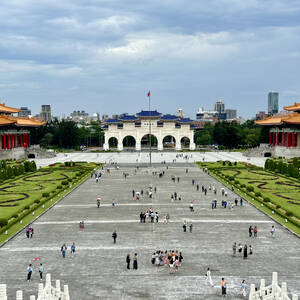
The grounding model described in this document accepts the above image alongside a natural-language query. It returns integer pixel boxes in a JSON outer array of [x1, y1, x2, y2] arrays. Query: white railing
[[249, 272, 298, 300], [0, 274, 70, 300]]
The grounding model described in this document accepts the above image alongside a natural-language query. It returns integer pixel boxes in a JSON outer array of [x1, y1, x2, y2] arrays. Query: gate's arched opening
[[162, 135, 176, 149], [28, 153, 35, 159], [141, 134, 158, 149], [264, 152, 272, 157], [181, 137, 190, 149], [123, 136, 136, 148], [108, 137, 118, 148]]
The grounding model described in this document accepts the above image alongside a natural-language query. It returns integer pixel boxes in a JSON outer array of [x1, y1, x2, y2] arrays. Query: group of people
[[232, 243, 253, 259], [126, 253, 138, 270], [25, 225, 34, 238], [139, 209, 159, 223], [60, 243, 76, 258], [248, 225, 258, 238], [151, 250, 183, 273], [183, 220, 193, 232], [26, 263, 44, 281]]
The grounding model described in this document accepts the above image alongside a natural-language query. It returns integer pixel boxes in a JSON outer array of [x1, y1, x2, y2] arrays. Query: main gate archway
[[181, 136, 190, 149], [162, 135, 176, 149], [108, 137, 118, 148], [141, 134, 158, 149], [123, 135, 136, 148]]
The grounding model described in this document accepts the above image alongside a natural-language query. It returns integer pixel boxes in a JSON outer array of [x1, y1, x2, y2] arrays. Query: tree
[[44, 132, 53, 146]]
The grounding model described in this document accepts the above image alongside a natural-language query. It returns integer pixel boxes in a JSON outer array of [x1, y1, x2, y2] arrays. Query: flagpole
[[148, 92, 152, 167]]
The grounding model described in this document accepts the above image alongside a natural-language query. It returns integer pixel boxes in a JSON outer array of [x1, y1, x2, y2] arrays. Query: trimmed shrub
[[62, 180, 68, 186], [255, 192, 262, 197], [276, 204, 281, 209], [24, 205, 30, 209], [12, 214, 18, 218], [68, 178, 72, 182], [263, 197, 270, 202], [0, 218, 8, 227], [57, 185, 62, 189], [42, 192, 49, 197], [246, 186, 254, 192], [286, 211, 293, 217], [34, 199, 41, 204], [229, 176, 234, 181], [241, 184, 246, 188]]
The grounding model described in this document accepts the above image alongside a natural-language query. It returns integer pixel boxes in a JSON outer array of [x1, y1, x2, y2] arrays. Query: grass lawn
[[197, 161, 300, 235], [0, 162, 99, 221]]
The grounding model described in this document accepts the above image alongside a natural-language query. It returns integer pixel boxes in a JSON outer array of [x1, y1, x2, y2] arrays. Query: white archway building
[[103, 111, 196, 151]]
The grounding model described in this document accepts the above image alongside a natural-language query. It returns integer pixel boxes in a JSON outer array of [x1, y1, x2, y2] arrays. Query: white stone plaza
[[0, 151, 299, 299]]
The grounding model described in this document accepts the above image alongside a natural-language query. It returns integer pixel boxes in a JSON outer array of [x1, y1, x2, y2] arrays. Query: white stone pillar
[[45, 273, 51, 294], [271, 272, 278, 296], [63, 285, 70, 300], [0, 284, 7, 300], [281, 282, 287, 298], [292, 294, 298, 300], [29, 296, 35, 300], [259, 279, 265, 297], [158, 138, 163, 151], [16, 290, 23, 300], [136, 139, 141, 151], [249, 284, 256, 300], [189, 134, 196, 150], [38, 283, 44, 299], [56, 279, 61, 297]]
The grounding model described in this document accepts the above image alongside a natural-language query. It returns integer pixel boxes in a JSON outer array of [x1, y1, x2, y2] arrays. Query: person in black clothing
[[183, 222, 187, 232], [126, 254, 131, 269], [133, 253, 138, 270], [112, 231, 117, 244]]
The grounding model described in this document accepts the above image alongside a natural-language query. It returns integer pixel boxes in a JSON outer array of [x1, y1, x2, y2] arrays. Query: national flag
[[147, 91, 150, 97], [34, 257, 40, 261]]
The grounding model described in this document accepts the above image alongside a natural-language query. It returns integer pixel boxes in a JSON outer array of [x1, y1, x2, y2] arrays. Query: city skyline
[[1, 1, 300, 118]]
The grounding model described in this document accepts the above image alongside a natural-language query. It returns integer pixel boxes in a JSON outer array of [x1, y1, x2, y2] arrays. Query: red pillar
[[282, 132, 285, 146], [287, 132, 290, 147], [3, 134, 6, 150], [26, 134, 28, 148], [14, 134, 17, 148], [276, 132, 279, 145], [273, 132, 276, 146], [292, 132, 295, 147], [1, 135, 3, 149], [8, 134, 10, 149], [28, 134, 30, 148]]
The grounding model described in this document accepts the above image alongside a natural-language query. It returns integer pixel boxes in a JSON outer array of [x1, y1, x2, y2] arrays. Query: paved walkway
[[33, 151, 267, 168], [0, 163, 299, 299]]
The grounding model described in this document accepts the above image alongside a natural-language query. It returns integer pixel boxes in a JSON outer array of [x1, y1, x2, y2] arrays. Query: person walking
[[183, 221, 187, 232], [126, 254, 131, 270], [133, 253, 138, 270], [61, 244, 67, 258], [112, 231, 117, 244], [39, 263, 44, 280], [271, 225, 275, 237], [30, 227, 34, 238], [240, 198, 243, 206], [27, 264, 33, 281], [189, 222, 193, 233], [26, 226, 30, 238], [253, 226, 258, 238], [71, 243, 76, 257], [243, 244, 248, 259], [249, 226, 253, 237], [221, 278, 227, 298], [206, 268, 214, 286], [97, 198, 100, 208], [241, 280, 247, 297], [232, 242, 237, 256]]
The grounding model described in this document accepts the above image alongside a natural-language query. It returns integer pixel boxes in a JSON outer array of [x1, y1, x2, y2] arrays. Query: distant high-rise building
[[102, 114, 109, 121], [256, 111, 267, 120], [214, 100, 225, 114], [177, 108, 184, 118], [268, 92, 279, 114], [69, 110, 90, 123], [225, 109, 237, 119], [40, 105, 52, 122], [18, 107, 31, 117]]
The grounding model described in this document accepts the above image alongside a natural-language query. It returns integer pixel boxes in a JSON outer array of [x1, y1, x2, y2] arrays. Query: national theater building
[[255, 102, 300, 157], [0, 103, 45, 159], [103, 110, 196, 151]]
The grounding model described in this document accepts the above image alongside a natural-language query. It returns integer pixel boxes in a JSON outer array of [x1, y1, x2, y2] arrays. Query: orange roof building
[[255, 102, 300, 148], [0, 103, 45, 150]]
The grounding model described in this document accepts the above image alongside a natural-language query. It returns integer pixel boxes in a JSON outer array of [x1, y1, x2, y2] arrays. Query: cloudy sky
[[1, 0, 300, 119]]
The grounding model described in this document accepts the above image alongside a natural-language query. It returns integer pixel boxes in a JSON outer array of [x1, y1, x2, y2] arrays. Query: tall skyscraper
[[225, 109, 237, 119], [268, 92, 279, 114], [18, 107, 31, 117], [214, 100, 225, 114], [40, 105, 52, 122]]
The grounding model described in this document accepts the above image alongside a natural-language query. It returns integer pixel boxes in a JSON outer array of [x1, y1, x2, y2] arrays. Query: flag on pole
[[34, 257, 40, 261], [147, 91, 150, 97]]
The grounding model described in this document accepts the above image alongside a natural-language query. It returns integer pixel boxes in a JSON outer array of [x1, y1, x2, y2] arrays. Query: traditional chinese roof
[[0, 115, 45, 127], [119, 115, 138, 121], [283, 102, 300, 112], [160, 114, 179, 121], [136, 110, 161, 117], [255, 112, 300, 126], [0, 103, 21, 114], [178, 118, 193, 123], [106, 118, 119, 123]]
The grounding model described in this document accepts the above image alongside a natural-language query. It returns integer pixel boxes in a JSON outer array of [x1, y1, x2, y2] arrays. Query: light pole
[[147, 91, 152, 167]]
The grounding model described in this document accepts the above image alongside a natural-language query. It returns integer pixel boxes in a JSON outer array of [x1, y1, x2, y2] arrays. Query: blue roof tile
[[161, 114, 179, 120], [137, 110, 161, 117], [106, 118, 119, 123], [119, 115, 138, 121], [178, 118, 193, 123]]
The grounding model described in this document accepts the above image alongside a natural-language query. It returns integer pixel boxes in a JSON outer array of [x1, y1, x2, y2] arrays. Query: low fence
[[0, 274, 70, 300], [249, 272, 298, 300]]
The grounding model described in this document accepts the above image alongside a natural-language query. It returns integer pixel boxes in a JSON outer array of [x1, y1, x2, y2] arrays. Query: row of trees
[[264, 158, 300, 179], [194, 120, 269, 148], [30, 119, 268, 150], [30, 119, 104, 149], [0, 160, 37, 182]]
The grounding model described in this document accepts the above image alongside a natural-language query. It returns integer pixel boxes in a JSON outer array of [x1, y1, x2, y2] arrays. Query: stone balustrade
[[249, 272, 298, 300], [0, 274, 69, 300]]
